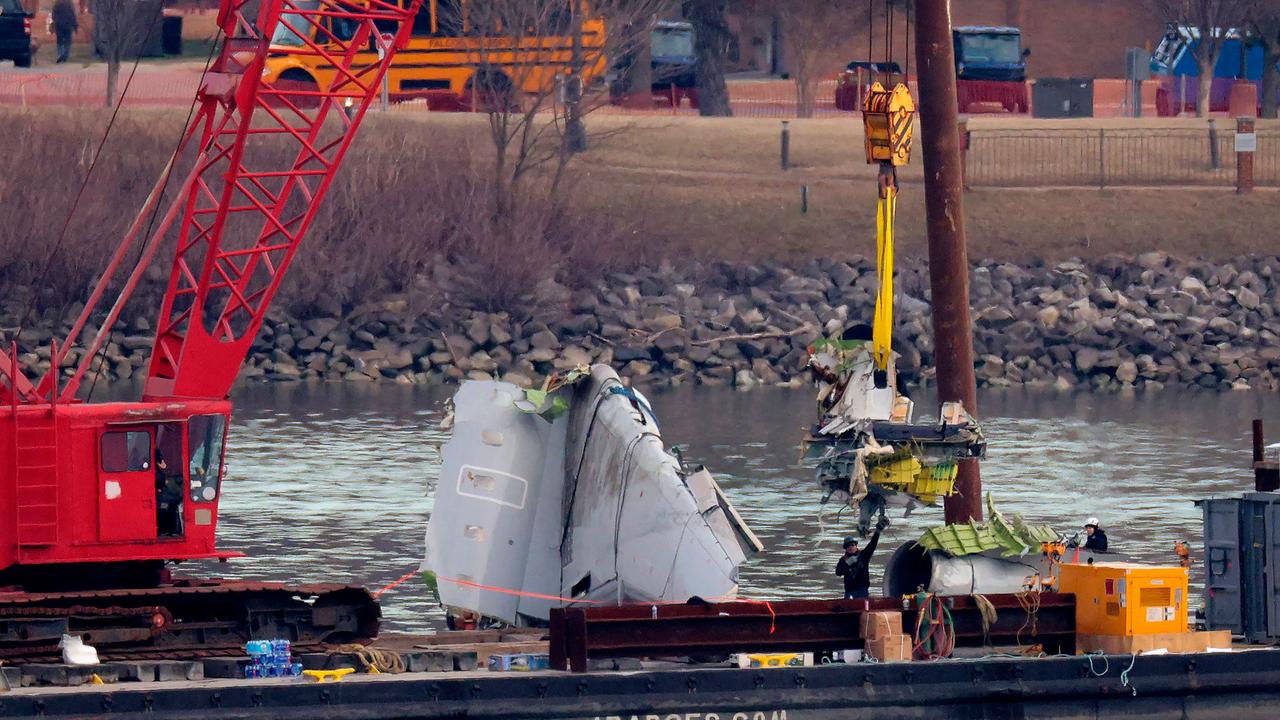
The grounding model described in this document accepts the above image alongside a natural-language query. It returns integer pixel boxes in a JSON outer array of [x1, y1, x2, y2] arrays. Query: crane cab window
[[187, 414, 227, 504], [101, 431, 152, 473]]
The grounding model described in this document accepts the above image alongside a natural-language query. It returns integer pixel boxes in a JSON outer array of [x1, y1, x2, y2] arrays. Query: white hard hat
[[1084, 517, 1100, 528]]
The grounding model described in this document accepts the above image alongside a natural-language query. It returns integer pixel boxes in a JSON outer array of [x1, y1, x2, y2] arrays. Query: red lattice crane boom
[[0, 0, 420, 658]]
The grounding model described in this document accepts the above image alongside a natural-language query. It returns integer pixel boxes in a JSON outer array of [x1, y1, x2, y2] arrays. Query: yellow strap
[[873, 187, 896, 370]]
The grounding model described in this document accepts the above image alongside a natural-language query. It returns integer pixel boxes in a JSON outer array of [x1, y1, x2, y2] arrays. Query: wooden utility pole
[[913, 0, 982, 524]]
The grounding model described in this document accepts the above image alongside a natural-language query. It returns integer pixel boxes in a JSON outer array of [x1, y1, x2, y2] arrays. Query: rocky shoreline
[[12, 252, 1280, 393]]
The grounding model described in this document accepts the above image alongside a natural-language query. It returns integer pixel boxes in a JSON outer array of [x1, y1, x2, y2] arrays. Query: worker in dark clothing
[[835, 528, 881, 599], [51, 0, 78, 64], [155, 452, 183, 537], [1083, 517, 1108, 552]]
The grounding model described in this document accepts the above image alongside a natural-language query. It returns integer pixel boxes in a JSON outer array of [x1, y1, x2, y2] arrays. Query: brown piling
[[914, 0, 982, 523]]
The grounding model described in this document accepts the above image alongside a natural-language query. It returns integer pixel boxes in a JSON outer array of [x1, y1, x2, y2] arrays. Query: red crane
[[0, 0, 420, 660]]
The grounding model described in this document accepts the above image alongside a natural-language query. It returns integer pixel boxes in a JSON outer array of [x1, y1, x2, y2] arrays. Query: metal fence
[[966, 127, 1280, 188]]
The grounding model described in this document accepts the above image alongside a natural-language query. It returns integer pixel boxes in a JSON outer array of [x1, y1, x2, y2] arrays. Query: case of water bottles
[[244, 639, 304, 679]]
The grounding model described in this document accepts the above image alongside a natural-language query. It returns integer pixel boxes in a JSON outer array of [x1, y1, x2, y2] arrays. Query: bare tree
[[91, 0, 160, 107], [433, 0, 665, 308], [454, 0, 662, 213], [1149, 0, 1252, 116], [785, 1, 889, 118], [684, 0, 732, 116], [743, 0, 897, 119], [1248, 0, 1280, 117], [614, 16, 654, 108]]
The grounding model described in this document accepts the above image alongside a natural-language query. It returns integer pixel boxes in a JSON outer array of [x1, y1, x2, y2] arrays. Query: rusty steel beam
[[914, 0, 982, 524], [550, 594, 1076, 673]]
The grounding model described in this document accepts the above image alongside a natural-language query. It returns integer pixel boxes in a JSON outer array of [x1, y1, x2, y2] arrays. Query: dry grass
[[569, 113, 1280, 263], [0, 108, 652, 320], [1, 107, 1275, 322]]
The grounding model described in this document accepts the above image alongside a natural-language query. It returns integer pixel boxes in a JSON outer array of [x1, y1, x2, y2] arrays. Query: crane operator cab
[[94, 411, 228, 544]]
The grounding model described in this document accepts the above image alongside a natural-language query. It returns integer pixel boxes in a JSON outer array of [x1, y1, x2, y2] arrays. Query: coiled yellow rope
[[334, 644, 406, 674]]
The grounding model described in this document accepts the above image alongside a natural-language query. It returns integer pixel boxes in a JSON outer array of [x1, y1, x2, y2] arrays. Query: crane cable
[[84, 28, 225, 403], [11, 6, 167, 360]]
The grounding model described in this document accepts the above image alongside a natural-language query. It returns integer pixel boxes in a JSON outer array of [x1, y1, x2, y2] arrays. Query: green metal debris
[[917, 494, 1059, 557], [514, 366, 591, 420]]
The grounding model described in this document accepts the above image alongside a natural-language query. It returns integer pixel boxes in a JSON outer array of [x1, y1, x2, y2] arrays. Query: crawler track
[[0, 580, 379, 663]]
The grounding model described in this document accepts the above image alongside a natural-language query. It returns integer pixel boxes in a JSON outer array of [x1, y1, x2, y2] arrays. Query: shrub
[[0, 107, 657, 328]]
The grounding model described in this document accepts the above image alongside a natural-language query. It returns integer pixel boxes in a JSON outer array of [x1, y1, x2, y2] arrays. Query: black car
[[0, 0, 32, 68]]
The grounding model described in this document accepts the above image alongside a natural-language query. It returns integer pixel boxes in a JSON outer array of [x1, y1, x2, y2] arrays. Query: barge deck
[[3, 647, 1280, 719]]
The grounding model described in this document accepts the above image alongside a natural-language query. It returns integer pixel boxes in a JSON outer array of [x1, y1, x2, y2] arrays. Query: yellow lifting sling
[[862, 81, 915, 372], [873, 187, 897, 370]]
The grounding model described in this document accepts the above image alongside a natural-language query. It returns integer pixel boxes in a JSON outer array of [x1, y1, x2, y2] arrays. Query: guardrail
[[964, 125, 1280, 188]]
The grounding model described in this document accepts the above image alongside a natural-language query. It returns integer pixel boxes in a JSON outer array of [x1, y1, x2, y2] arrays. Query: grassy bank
[[1, 107, 1275, 321], [572, 113, 1280, 263]]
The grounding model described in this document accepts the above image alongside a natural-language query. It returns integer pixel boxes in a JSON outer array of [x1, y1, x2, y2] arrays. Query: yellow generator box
[[1058, 562, 1188, 636]]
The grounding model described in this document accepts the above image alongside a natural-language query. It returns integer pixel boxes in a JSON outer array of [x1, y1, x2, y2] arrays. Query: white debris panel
[[423, 365, 762, 626]]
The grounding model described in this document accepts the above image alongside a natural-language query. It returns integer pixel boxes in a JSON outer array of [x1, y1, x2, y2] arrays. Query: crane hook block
[[862, 82, 915, 167]]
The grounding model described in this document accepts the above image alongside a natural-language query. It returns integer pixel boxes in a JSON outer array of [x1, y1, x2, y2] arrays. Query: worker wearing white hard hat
[[1083, 517, 1109, 552]]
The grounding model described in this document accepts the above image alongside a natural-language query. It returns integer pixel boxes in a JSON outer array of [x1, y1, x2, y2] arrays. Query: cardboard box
[[866, 634, 912, 662], [1077, 630, 1232, 655], [860, 611, 904, 641]]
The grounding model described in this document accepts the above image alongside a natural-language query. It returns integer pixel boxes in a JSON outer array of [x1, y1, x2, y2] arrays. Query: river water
[[183, 383, 1280, 633]]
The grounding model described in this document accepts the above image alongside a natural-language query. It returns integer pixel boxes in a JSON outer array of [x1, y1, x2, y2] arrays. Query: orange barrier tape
[[436, 574, 608, 604], [388, 566, 778, 627], [372, 569, 420, 598], [439, 573, 777, 624]]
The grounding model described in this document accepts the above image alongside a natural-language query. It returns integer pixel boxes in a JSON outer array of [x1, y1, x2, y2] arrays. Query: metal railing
[[966, 127, 1280, 188]]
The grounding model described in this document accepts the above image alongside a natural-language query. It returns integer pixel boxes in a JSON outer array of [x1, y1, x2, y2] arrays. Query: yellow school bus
[[262, 0, 608, 109]]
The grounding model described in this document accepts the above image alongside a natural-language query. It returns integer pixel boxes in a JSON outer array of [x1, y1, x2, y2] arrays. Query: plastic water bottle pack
[[244, 639, 303, 679]]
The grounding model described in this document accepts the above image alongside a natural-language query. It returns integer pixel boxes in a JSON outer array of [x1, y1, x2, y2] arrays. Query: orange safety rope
[[372, 569, 420, 598], [436, 574, 608, 604], [736, 599, 778, 634], [911, 593, 955, 660], [389, 567, 777, 628]]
